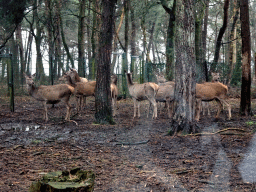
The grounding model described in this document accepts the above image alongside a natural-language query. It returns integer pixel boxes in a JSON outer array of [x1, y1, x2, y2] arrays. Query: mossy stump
[[29, 168, 95, 192]]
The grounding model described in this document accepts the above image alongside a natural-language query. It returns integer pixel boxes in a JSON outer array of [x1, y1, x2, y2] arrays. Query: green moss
[[29, 169, 95, 192]]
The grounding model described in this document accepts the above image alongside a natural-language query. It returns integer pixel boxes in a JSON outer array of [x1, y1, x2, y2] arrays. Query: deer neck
[[66, 76, 76, 87], [74, 72, 81, 82], [27, 84, 38, 97], [126, 74, 134, 87]]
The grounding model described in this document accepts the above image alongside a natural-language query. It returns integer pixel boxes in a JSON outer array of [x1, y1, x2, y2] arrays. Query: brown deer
[[67, 68, 88, 84], [73, 81, 96, 112], [201, 72, 221, 116], [195, 82, 231, 121], [24, 73, 74, 121], [111, 75, 118, 116], [153, 72, 175, 118], [125, 71, 159, 119]]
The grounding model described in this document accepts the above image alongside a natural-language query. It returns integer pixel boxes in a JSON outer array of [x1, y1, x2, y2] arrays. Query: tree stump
[[29, 168, 95, 192]]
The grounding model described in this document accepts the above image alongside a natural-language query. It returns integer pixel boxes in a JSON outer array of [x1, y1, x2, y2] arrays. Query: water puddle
[[1, 123, 44, 132], [239, 133, 256, 183]]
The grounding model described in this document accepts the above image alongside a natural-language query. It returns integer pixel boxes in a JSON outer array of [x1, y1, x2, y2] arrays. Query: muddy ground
[[0, 96, 256, 191]]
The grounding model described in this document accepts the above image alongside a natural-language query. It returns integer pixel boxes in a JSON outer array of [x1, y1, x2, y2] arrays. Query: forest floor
[[1, 96, 256, 191]]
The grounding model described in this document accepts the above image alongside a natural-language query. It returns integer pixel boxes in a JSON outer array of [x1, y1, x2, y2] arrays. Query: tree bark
[[201, 0, 209, 82], [227, 0, 239, 86], [160, 0, 176, 81], [171, 0, 197, 135], [45, 0, 54, 84], [78, 0, 86, 77], [195, 0, 206, 82], [240, 0, 251, 116], [95, 0, 117, 124], [16, 23, 25, 82], [33, 0, 45, 80]]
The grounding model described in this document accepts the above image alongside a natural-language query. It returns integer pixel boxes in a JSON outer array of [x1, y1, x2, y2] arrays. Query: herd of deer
[[24, 70, 231, 122]]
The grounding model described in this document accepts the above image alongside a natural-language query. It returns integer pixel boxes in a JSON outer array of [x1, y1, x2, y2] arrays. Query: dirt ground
[[1, 96, 256, 191]]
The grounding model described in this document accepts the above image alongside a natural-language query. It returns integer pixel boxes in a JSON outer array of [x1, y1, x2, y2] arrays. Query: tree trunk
[[240, 0, 251, 116], [45, 0, 54, 84], [195, 1, 206, 82], [16, 24, 25, 82], [111, 6, 124, 73], [90, 0, 100, 80], [55, 1, 62, 78], [227, 0, 239, 86], [95, 0, 117, 124], [171, 0, 197, 135], [212, 0, 230, 72], [201, 0, 209, 82], [161, 0, 176, 81], [59, 2, 74, 70], [78, 0, 86, 77], [34, 0, 44, 80], [87, 0, 92, 74], [25, 32, 33, 74]]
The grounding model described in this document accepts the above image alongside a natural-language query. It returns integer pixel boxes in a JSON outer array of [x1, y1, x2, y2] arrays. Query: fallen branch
[[184, 128, 248, 136], [115, 140, 149, 145]]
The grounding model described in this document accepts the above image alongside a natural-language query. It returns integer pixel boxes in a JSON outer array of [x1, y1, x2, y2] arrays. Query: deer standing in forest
[[153, 72, 175, 118], [125, 71, 159, 119], [24, 73, 74, 121], [195, 81, 231, 121], [111, 74, 118, 116], [201, 72, 221, 116]]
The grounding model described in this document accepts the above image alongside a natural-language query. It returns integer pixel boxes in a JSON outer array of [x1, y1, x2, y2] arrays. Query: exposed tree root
[[183, 128, 248, 136]]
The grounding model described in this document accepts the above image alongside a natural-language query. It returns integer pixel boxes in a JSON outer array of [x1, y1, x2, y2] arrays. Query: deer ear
[[32, 73, 36, 78]]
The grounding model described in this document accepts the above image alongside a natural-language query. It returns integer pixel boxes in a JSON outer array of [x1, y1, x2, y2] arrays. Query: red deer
[[24, 73, 74, 121], [111, 75, 118, 116], [125, 72, 159, 119], [195, 82, 231, 121]]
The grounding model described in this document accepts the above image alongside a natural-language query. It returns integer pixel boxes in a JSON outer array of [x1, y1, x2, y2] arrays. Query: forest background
[[0, 0, 254, 126]]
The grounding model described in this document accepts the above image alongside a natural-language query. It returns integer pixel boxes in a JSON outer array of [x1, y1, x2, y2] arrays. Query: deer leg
[[166, 99, 171, 118], [43, 101, 48, 121], [133, 98, 137, 118], [220, 99, 231, 120], [195, 98, 202, 121], [215, 100, 223, 118], [147, 101, 152, 118], [207, 102, 211, 116], [65, 101, 71, 120], [148, 97, 157, 119], [112, 97, 116, 117], [76, 97, 79, 113], [138, 102, 141, 118]]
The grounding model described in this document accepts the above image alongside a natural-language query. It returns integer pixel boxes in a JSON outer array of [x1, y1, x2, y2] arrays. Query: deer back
[[156, 84, 174, 102], [74, 81, 96, 96], [196, 82, 228, 101]]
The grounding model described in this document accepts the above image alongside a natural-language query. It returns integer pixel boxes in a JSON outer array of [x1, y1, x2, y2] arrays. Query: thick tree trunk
[[212, 0, 230, 72], [171, 0, 197, 135], [161, 0, 176, 81], [240, 0, 251, 116], [95, 0, 117, 124]]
